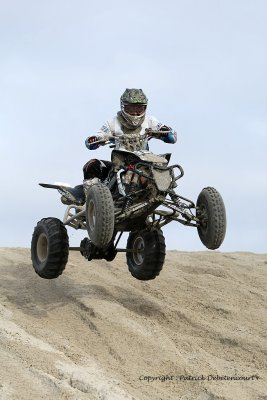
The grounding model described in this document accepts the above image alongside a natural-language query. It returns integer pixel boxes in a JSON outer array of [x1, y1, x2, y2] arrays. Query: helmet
[[120, 88, 148, 127]]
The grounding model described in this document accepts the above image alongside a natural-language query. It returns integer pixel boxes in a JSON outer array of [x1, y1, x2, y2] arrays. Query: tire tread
[[127, 229, 166, 280], [197, 187, 226, 250], [31, 217, 69, 279]]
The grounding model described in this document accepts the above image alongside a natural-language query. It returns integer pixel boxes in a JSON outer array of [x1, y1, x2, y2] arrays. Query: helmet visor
[[124, 104, 146, 116]]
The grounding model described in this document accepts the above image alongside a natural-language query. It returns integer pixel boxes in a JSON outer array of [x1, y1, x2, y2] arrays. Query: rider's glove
[[85, 135, 100, 150], [87, 136, 98, 143], [160, 126, 177, 143], [159, 125, 170, 138], [160, 125, 170, 131], [160, 131, 168, 138]]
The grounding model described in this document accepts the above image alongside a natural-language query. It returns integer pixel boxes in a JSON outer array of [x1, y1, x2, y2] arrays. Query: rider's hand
[[85, 135, 101, 150], [87, 136, 98, 144], [160, 125, 170, 131], [159, 125, 170, 138], [159, 131, 168, 138]]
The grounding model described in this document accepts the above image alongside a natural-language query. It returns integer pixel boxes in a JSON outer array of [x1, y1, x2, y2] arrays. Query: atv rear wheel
[[31, 218, 69, 279], [196, 187, 226, 250], [126, 229, 166, 280], [86, 183, 114, 248]]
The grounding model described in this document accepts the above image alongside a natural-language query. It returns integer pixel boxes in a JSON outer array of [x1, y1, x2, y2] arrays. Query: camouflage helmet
[[121, 88, 148, 105], [120, 88, 148, 127]]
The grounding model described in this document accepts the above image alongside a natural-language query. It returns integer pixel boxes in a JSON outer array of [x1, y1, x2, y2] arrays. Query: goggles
[[124, 104, 147, 116]]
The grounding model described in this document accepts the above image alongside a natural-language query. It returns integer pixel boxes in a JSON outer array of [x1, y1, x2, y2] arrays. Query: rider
[[83, 88, 177, 192], [61, 89, 177, 205]]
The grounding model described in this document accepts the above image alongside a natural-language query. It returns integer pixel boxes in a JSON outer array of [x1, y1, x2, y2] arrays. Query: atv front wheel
[[126, 229, 166, 280], [31, 218, 69, 279], [196, 187, 226, 250], [86, 183, 114, 248]]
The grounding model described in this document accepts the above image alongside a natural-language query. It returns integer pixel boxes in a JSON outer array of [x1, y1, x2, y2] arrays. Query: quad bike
[[31, 130, 226, 280]]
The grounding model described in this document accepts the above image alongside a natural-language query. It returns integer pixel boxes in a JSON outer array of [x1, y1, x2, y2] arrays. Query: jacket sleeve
[[85, 121, 113, 150], [149, 116, 177, 144]]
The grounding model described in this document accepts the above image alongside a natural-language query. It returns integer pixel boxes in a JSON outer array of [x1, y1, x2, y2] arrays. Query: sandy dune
[[0, 248, 266, 400]]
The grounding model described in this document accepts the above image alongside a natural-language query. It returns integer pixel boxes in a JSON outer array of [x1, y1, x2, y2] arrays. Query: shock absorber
[[122, 196, 133, 212]]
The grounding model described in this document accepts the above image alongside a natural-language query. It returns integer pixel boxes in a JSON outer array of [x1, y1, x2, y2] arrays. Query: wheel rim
[[88, 199, 96, 231], [36, 233, 48, 262], [133, 236, 145, 265]]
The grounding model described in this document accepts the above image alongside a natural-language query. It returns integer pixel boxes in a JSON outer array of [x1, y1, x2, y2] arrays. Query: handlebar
[[145, 129, 172, 137], [88, 129, 172, 147]]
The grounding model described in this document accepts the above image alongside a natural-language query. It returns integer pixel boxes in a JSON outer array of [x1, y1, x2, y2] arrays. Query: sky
[[0, 0, 266, 252]]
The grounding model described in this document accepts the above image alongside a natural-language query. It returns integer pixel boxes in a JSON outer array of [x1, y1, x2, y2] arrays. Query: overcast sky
[[1, 0, 266, 252]]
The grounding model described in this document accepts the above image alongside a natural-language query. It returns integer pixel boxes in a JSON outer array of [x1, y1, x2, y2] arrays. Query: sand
[[0, 248, 266, 400]]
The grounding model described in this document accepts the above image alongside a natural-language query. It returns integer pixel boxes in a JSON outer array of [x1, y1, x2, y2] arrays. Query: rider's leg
[[82, 159, 111, 194]]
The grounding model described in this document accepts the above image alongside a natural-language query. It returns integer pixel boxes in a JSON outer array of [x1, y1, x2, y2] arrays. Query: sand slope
[[0, 248, 266, 400]]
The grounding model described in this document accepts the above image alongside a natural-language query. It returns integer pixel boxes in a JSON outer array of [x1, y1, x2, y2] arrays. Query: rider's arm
[[85, 121, 113, 150], [148, 116, 177, 144]]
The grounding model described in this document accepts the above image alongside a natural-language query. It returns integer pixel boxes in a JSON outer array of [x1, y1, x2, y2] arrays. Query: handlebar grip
[[145, 129, 172, 136]]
